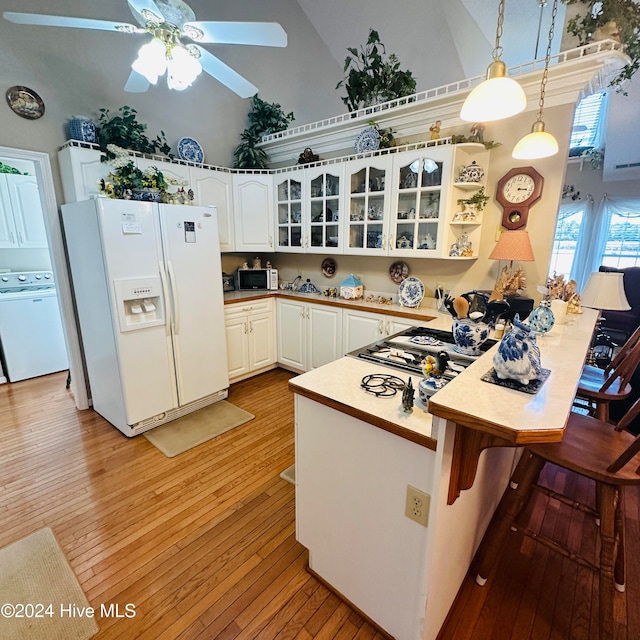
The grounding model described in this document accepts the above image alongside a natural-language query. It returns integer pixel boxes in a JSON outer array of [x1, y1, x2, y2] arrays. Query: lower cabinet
[[277, 299, 342, 372], [342, 309, 420, 353], [224, 298, 276, 382]]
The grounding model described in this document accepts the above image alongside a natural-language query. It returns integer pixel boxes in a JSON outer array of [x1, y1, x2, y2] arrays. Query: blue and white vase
[[68, 115, 97, 143], [493, 314, 542, 385], [528, 302, 555, 335], [452, 318, 490, 356]]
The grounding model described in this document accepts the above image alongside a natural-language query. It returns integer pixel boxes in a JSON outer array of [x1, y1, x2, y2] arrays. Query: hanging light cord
[[536, 0, 558, 123], [492, 0, 506, 61]]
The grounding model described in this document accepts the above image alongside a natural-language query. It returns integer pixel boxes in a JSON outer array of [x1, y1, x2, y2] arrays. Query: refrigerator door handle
[[159, 261, 172, 336], [167, 260, 180, 335]]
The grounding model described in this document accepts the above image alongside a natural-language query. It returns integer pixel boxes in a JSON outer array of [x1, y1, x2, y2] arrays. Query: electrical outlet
[[405, 485, 430, 527]]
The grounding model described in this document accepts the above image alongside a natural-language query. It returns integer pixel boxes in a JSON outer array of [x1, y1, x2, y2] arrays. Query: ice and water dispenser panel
[[113, 277, 165, 332]]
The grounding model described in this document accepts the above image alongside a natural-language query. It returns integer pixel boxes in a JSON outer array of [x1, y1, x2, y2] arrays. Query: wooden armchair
[[472, 397, 640, 640]]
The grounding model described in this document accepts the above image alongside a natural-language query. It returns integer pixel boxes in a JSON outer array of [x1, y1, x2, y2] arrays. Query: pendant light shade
[[512, 121, 559, 159], [512, 0, 559, 159], [460, 0, 526, 122], [461, 60, 527, 122]]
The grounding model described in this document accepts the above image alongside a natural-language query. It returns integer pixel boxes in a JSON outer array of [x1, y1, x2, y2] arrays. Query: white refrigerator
[[62, 198, 229, 436]]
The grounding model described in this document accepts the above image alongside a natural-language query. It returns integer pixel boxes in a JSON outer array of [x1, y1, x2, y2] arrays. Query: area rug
[[0, 527, 98, 640], [144, 400, 255, 457], [280, 464, 296, 485]]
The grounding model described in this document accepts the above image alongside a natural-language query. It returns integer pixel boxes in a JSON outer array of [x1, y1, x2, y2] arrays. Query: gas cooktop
[[347, 325, 497, 378]]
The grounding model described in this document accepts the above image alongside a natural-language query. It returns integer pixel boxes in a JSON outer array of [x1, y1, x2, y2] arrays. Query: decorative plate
[[388, 261, 409, 284], [321, 257, 337, 278], [177, 136, 205, 163], [398, 276, 425, 308], [354, 126, 380, 154], [6, 86, 44, 120]]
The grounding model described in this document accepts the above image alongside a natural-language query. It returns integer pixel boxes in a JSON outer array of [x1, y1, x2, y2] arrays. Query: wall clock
[[495, 166, 544, 230]]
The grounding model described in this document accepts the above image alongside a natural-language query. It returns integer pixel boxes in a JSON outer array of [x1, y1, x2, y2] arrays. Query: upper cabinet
[[0, 175, 47, 249], [189, 167, 234, 252], [58, 145, 109, 203], [344, 156, 393, 255], [275, 169, 305, 253], [232, 174, 274, 252]]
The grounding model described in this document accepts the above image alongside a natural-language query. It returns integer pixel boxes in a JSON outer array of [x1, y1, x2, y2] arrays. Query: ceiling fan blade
[[2, 11, 143, 33], [124, 69, 151, 93], [184, 21, 287, 47], [195, 46, 257, 98]]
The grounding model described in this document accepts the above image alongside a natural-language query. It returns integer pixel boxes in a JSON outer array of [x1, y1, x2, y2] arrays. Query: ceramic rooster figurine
[[493, 314, 542, 386]]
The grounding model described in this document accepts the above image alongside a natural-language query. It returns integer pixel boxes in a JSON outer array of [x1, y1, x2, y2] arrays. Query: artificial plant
[[336, 29, 416, 112], [96, 106, 173, 159], [233, 94, 295, 169], [562, 0, 640, 93]]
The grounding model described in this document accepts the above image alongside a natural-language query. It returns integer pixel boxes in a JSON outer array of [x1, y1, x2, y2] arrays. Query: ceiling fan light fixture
[[166, 43, 202, 90], [132, 37, 167, 84]]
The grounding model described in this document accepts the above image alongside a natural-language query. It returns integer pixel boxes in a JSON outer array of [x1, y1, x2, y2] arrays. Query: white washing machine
[[0, 271, 69, 382]]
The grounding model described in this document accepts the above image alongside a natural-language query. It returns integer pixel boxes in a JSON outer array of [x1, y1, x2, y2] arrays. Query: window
[[601, 209, 640, 268], [548, 205, 585, 279], [568, 91, 607, 154]]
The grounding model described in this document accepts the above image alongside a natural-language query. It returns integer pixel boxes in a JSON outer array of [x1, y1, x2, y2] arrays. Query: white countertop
[[289, 308, 599, 447]]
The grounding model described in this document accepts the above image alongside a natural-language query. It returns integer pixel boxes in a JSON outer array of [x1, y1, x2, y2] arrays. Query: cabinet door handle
[[243, 321, 248, 334], [386, 321, 391, 335], [389, 234, 394, 251], [249, 320, 253, 333], [300, 308, 305, 318], [378, 319, 384, 334], [306, 308, 310, 319], [382, 234, 386, 250], [9, 231, 16, 244], [18, 231, 24, 244]]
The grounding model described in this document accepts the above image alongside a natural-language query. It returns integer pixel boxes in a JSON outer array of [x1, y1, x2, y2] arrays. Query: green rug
[[144, 400, 255, 457], [0, 528, 98, 640]]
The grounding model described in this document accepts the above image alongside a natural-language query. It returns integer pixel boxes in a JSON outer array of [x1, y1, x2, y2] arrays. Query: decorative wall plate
[[321, 257, 337, 277], [398, 276, 425, 308], [177, 136, 205, 163], [354, 126, 380, 154], [388, 261, 409, 284], [6, 86, 44, 120]]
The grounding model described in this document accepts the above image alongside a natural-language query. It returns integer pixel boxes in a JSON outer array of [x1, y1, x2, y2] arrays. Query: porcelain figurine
[[452, 318, 490, 356], [528, 301, 555, 335], [402, 378, 415, 413], [493, 314, 542, 385]]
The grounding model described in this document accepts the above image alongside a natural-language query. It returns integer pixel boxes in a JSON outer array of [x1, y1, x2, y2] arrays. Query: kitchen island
[[289, 308, 598, 640]]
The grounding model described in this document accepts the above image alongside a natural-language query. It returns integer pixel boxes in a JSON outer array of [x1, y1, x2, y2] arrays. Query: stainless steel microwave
[[236, 268, 279, 291]]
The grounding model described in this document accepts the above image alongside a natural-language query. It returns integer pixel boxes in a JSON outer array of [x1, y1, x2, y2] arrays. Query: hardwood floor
[[1, 368, 639, 639]]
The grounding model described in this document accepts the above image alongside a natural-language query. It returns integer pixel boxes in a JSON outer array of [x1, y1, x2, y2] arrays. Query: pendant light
[[460, 0, 526, 122], [512, 0, 559, 159]]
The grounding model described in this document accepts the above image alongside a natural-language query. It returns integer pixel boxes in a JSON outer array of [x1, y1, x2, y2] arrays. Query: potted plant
[[455, 186, 489, 220], [96, 105, 173, 159], [98, 144, 187, 202], [336, 29, 417, 112], [233, 94, 295, 169], [562, 0, 640, 93]]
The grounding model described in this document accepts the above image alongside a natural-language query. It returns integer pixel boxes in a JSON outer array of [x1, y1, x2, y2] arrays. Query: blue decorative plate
[[398, 276, 425, 308], [178, 136, 204, 163], [354, 126, 380, 154]]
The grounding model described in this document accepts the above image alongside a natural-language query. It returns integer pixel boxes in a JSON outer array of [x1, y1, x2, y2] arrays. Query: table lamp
[[488, 230, 535, 297], [580, 271, 630, 366]]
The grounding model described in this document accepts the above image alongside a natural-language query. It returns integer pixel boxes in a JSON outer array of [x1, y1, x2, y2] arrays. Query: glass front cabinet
[[275, 170, 305, 252], [387, 147, 450, 257], [305, 166, 343, 253], [344, 156, 393, 255]]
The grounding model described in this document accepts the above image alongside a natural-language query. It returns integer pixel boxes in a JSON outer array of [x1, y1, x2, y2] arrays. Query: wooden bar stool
[[472, 397, 640, 640], [574, 326, 640, 423]]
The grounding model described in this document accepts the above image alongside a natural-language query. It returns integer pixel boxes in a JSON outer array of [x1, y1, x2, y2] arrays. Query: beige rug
[[144, 400, 255, 457], [0, 528, 98, 640], [280, 464, 296, 485]]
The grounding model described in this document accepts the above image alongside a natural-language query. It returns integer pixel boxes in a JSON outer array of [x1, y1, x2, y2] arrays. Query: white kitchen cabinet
[[277, 298, 342, 372], [304, 165, 343, 254], [342, 308, 422, 353], [233, 174, 274, 252], [224, 298, 276, 382], [0, 175, 47, 248], [190, 167, 234, 252], [275, 169, 305, 253], [57, 145, 110, 203]]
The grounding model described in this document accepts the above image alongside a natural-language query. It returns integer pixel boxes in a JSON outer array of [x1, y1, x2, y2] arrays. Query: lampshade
[[488, 230, 535, 262], [512, 121, 559, 159], [580, 272, 631, 311], [132, 38, 167, 84], [461, 60, 527, 122]]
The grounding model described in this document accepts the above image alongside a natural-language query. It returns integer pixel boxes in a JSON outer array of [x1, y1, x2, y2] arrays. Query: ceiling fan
[[3, 0, 287, 96]]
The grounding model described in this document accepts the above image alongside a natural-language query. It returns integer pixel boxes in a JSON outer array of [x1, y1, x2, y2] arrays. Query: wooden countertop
[[224, 289, 438, 322]]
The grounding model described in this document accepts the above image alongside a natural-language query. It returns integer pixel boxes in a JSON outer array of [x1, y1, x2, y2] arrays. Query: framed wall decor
[[6, 86, 45, 120]]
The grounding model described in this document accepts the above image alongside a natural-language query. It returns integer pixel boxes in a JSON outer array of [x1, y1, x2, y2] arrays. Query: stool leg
[[474, 452, 545, 586], [596, 483, 617, 640], [509, 449, 531, 490], [614, 489, 625, 592]]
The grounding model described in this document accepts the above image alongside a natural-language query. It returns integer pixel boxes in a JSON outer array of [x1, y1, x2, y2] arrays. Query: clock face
[[502, 174, 536, 204]]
